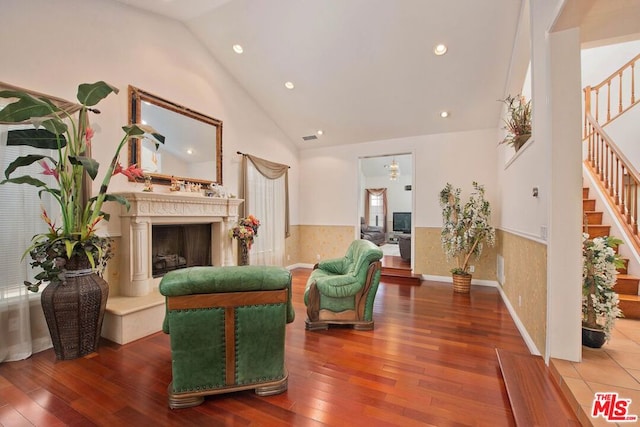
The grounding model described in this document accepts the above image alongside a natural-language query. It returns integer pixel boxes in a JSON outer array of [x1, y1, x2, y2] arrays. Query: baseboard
[[421, 274, 498, 287], [496, 285, 541, 356], [287, 263, 315, 270]]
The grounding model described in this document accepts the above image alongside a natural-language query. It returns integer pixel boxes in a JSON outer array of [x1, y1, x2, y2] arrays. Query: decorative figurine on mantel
[[143, 175, 153, 192], [170, 176, 182, 192]]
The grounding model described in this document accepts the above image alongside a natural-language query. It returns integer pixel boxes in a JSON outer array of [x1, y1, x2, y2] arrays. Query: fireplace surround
[[117, 192, 242, 297]]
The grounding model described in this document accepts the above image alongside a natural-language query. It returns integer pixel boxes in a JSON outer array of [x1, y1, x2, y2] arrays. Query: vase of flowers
[[0, 81, 163, 359], [499, 94, 532, 152], [229, 215, 260, 265], [582, 234, 624, 348], [439, 182, 495, 293]]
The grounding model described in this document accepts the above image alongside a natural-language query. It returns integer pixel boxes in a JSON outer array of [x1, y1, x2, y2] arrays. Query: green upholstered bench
[[159, 265, 295, 408], [304, 239, 383, 330]]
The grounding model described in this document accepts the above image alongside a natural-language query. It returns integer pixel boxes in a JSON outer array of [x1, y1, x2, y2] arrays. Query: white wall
[[581, 39, 640, 87], [0, 0, 300, 236], [299, 128, 498, 230]]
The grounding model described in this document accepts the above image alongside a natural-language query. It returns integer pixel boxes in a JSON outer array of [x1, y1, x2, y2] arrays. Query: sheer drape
[[241, 154, 289, 266], [364, 188, 388, 232], [0, 124, 55, 362]]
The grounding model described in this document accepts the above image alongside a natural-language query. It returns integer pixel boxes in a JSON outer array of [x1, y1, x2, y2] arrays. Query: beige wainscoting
[[413, 227, 497, 280], [495, 229, 547, 356], [296, 225, 356, 265], [285, 225, 301, 264]]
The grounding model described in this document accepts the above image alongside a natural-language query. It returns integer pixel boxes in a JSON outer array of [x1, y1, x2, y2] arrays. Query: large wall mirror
[[128, 85, 222, 186]]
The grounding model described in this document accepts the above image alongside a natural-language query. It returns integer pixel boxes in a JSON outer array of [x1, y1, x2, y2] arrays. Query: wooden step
[[583, 187, 589, 199], [584, 224, 611, 238], [615, 274, 640, 295], [583, 211, 603, 225], [496, 349, 580, 426], [619, 294, 640, 319], [583, 199, 596, 211], [380, 267, 421, 285]]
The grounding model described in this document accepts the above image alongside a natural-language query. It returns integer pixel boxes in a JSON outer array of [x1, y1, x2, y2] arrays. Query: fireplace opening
[[152, 224, 212, 277]]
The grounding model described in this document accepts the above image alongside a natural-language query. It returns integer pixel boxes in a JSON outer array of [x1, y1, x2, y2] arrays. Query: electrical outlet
[[316, 254, 321, 261], [287, 254, 290, 261], [518, 295, 522, 307], [469, 265, 475, 273]]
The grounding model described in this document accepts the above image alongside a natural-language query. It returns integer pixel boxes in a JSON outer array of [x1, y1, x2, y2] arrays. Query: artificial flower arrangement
[[439, 182, 495, 276], [582, 233, 624, 341], [229, 214, 261, 249], [499, 94, 532, 151], [0, 81, 163, 290]]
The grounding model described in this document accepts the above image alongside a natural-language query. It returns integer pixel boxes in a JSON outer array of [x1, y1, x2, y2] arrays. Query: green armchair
[[159, 265, 295, 409], [304, 239, 383, 330]]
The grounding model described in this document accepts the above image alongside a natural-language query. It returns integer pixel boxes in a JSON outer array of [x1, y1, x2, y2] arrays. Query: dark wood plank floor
[[0, 268, 531, 426]]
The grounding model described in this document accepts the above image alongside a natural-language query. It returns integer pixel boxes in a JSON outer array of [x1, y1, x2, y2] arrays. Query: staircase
[[583, 187, 640, 319]]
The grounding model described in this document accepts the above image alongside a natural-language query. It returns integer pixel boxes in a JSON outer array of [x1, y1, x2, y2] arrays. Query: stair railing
[[584, 53, 640, 138], [585, 112, 640, 252]]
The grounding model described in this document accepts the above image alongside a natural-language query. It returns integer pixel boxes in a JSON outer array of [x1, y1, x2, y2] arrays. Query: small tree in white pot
[[439, 182, 496, 293], [582, 233, 624, 347]]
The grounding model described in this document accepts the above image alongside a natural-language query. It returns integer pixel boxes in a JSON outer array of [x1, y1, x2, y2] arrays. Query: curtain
[[364, 188, 388, 231], [0, 124, 56, 362], [241, 154, 289, 266]]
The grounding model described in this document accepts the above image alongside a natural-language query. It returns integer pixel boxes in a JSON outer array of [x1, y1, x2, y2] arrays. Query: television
[[392, 212, 411, 234]]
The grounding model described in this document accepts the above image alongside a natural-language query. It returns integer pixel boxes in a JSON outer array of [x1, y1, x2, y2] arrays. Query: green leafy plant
[[582, 234, 624, 341], [0, 81, 163, 289], [499, 94, 532, 151], [439, 182, 495, 275]]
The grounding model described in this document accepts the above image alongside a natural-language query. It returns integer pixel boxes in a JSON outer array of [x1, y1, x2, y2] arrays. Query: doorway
[[358, 153, 413, 278]]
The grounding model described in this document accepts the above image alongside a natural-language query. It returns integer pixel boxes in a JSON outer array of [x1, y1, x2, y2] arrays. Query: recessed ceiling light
[[434, 44, 448, 56], [187, 149, 193, 155], [317, 130, 324, 136], [233, 44, 244, 54], [440, 111, 449, 118], [284, 81, 295, 90]]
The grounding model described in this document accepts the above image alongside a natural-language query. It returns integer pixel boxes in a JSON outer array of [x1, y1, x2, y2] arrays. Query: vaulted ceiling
[[112, 0, 525, 149]]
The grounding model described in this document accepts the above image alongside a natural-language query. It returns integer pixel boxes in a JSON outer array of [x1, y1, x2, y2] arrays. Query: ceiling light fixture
[[388, 159, 400, 181], [284, 81, 295, 90], [434, 44, 448, 56], [440, 111, 449, 118], [317, 130, 324, 136], [233, 44, 244, 54], [187, 149, 193, 155]]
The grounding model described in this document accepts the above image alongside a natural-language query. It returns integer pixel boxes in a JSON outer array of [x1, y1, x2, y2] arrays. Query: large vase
[[582, 326, 606, 349], [452, 273, 472, 294], [239, 240, 250, 266], [41, 255, 109, 360]]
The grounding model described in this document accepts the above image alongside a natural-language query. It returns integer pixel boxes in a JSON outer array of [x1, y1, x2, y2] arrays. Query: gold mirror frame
[[127, 85, 222, 186]]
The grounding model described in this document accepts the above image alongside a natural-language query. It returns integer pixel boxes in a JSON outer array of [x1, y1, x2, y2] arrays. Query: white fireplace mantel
[[116, 192, 243, 297]]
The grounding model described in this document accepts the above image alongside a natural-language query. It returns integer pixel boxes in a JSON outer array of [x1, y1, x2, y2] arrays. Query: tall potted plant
[[0, 81, 163, 359], [439, 182, 495, 293], [582, 234, 624, 348], [499, 94, 532, 152]]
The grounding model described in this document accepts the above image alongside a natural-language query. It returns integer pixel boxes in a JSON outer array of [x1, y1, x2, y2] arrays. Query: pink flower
[[39, 160, 59, 180], [85, 127, 94, 146], [114, 163, 144, 180], [41, 207, 57, 234]]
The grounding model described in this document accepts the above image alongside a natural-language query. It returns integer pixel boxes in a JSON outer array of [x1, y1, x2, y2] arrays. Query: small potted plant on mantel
[[499, 94, 532, 152], [582, 233, 624, 348], [439, 182, 496, 293]]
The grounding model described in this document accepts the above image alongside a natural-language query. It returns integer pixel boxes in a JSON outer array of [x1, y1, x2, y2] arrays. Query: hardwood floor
[[0, 269, 532, 426]]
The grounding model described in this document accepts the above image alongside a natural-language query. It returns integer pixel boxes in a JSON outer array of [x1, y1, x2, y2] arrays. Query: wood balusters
[[585, 112, 640, 253], [584, 53, 640, 138]]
